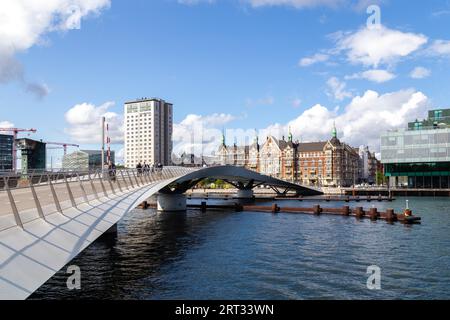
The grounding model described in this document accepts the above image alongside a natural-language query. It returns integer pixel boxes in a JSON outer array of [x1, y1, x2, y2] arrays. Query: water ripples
[[31, 197, 450, 300]]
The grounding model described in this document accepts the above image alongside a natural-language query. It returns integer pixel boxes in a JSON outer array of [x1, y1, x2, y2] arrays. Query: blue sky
[[1, 0, 450, 164]]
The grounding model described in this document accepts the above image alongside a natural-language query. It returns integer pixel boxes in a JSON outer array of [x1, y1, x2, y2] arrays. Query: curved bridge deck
[[0, 166, 321, 300]]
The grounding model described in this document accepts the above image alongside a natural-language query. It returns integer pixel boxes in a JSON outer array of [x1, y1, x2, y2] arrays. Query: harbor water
[[31, 197, 450, 300]]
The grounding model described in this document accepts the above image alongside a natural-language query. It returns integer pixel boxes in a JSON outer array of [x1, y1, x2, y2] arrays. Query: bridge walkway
[[0, 168, 194, 299]]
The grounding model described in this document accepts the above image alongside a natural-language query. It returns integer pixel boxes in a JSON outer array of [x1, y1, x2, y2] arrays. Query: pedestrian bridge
[[0, 166, 321, 300]]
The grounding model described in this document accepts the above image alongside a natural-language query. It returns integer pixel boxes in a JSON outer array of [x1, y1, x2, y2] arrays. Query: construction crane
[[45, 142, 80, 155], [0, 128, 37, 171]]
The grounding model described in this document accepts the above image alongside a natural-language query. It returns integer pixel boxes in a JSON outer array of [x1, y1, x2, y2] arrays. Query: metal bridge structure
[[0, 165, 321, 300]]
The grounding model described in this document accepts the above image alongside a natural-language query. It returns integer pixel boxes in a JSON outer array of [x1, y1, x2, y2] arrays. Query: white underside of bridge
[[0, 178, 180, 300]]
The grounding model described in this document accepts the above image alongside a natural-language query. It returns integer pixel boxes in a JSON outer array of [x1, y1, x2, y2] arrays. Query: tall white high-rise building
[[124, 98, 173, 168]]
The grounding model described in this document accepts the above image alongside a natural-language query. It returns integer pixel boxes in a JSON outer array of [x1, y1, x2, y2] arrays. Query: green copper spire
[[221, 128, 226, 146], [332, 121, 337, 138]]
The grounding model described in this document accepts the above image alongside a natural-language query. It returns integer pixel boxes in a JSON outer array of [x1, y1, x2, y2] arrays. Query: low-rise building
[[359, 145, 380, 184], [62, 150, 115, 171]]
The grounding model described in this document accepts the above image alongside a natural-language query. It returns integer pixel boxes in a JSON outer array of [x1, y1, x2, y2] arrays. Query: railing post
[[97, 170, 108, 197], [107, 175, 116, 195], [148, 171, 154, 183], [49, 175, 63, 214], [37, 172, 43, 185], [6, 186, 23, 229], [132, 170, 141, 187], [115, 170, 123, 193], [28, 171, 45, 220], [148, 168, 153, 183], [119, 170, 130, 190], [139, 170, 145, 185], [30, 184, 45, 220], [65, 175, 77, 208], [88, 171, 99, 200], [76, 172, 89, 203], [104, 169, 116, 196], [126, 170, 135, 189]]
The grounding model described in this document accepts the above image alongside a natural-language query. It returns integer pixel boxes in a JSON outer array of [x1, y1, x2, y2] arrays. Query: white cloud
[[0, 121, 15, 132], [326, 77, 352, 101], [335, 26, 428, 67], [346, 69, 396, 83], [262, 89, 429, 151], [0, 0, 110, 95], [173, 113, 236, 158], [429, 40, 450, 56], [115, 148, 124, 165], [299, 53, 329, 67], [410, 67, 431, 79], [170, 89, 429, 158], [64, 101, 123, 144]]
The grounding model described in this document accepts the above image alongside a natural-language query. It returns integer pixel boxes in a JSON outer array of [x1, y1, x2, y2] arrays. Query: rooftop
[[385, 124, 450, 134], [297, 141, 328, 152], [124, 97, 172, 104]]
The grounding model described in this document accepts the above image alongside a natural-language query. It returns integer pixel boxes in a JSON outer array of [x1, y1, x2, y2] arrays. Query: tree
[[376, 170, 387, 186]]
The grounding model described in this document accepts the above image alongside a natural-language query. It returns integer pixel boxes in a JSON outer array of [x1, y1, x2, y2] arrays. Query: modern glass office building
[[0, 134, 14, 172], [16, 138, 46, 173], [62, 150, 115, 171], [381, 109, 450, 189]]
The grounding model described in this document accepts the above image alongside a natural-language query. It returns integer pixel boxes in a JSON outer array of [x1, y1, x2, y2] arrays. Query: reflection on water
[[31, 197, 450, 300]]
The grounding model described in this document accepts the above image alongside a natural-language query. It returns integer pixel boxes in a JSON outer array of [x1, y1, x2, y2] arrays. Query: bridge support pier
[[236, 189, 254, 199], [157, 193, 187, 212]]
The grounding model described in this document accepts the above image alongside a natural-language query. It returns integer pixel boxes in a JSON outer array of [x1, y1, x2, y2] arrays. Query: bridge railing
[[0, 166, 196, 231]]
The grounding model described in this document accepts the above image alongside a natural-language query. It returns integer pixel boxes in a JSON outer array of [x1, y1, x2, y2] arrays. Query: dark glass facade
[[0, 134, 14, 171], [16, 138, 46, 172], [384, 162, 450, 189]]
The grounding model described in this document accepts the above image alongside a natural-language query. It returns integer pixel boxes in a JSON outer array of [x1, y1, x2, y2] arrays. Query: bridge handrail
[[0, 166, 197, 231], [0, 167, 195, 190]]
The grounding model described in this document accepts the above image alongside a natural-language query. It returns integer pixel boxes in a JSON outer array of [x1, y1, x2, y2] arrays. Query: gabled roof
[[261, 136, 282, 152], [298, 142, 327, 152], [329, 137, 341, 146]]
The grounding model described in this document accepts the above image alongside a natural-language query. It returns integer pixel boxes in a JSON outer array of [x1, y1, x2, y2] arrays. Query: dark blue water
[[31, 197, 450, 300]]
